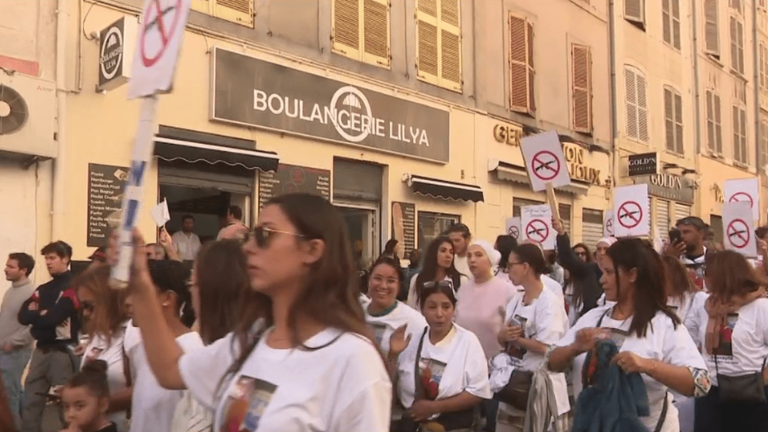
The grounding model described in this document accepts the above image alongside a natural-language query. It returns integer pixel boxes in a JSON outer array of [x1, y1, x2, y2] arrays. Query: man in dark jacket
[[17, 241, 80, 432]]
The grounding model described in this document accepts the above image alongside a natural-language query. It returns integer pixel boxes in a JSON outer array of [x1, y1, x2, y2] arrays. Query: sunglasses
[[247, 225, 304, 249], [423, 280, 455, 290]]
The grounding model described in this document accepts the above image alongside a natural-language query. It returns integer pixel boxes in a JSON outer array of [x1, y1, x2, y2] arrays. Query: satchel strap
[[414, 327, 429, 401], [653, 392, 668, 432]]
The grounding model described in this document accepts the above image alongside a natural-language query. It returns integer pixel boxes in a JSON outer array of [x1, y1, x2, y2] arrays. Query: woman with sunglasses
[[389, 281, 491, 432], [548, 239, 709, 432], [118, 193, 390, 431], [495, 244, 570, 432], [365, 257, 426, 358], [407, 236, 463, 310], [72, 264, 132, 431]]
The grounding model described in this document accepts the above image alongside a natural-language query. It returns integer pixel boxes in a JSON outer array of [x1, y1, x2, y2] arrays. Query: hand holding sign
[[520, 131, 572, 192]]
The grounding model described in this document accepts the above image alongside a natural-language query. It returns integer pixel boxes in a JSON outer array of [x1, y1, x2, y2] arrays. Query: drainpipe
[[754, 2, 762, 180], [692, 0, 703, 217], [608, 0, 618, 189], [52, 0, 68, 241]]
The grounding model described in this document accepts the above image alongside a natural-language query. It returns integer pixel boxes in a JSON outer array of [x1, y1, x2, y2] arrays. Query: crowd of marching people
[[2, 193, 768, 432]]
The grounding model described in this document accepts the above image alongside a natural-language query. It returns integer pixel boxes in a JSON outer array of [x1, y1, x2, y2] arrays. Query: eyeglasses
[[508, 261, 525, 267], [81, 301, 95, 313], [247, 225, 305, 249]]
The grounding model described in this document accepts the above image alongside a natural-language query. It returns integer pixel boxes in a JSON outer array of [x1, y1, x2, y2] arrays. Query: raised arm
[[555, 232, 589, 277]]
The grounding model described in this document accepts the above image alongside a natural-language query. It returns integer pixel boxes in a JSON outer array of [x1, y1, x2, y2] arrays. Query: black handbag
[[715, 355, 767, 403], [495, 369, 534, 411]]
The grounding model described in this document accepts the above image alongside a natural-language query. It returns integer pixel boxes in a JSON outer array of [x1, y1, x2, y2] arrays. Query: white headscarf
[[470, 240, 502, 266], [597, 237, 617, 248]]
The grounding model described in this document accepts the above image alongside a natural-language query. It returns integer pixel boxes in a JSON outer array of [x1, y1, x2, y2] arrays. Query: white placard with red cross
[[520, 131, 572, 192], [724, 178, 760, 222], [603, 210, 615, 237], [505, 217, 521, 240], [127, 0, 192, 99], [723, 201, 757, 258], [612, 184, 650, 238], [521, 205, 556, 250]]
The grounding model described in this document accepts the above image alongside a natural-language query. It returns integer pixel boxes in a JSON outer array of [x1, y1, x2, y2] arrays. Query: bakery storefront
[[484, 119, 611, 249], [632, 173, 695, 238]]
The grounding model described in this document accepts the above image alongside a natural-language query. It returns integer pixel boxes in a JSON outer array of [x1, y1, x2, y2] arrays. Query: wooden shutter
[[704, 0, 719, 56], [362, 0, 391, 67], [509, 14, 533, 114], [416, 0, 439, 83], [664, 88, 674, 151], [714, 94, 723, 153], [625, 67, 638, 140], [214, 0, 254, 27], [733, 106, 742, 162], [706, 90, 715, 151], [572, 44, 592, 133], [625, 0, 644, 24], [674, 92, 683, 153], [672, 0, 681, 49], [332, 0, 361, 57], [440, 0, 462, 92], [662, 0, 671, 44], [637, 73, 649, 142]]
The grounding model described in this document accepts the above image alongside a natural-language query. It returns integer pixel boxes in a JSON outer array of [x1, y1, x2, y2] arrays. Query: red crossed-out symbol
[[605, 218, 614, 235], [727, 219, 751, 249], [531, 150, 561, 181], [617, 201, 643, 229], [508, 225, 520, 239], [140, 0, 182, 67], [525, 219, 549, 243], [729, 192, 754, 208]]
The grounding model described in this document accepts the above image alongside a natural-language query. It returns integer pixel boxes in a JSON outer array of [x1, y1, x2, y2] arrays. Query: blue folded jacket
[[572, 340, 651, 432]]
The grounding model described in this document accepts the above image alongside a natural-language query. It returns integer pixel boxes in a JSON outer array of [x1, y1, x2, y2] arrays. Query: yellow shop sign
[[564, 144, 602, 185]]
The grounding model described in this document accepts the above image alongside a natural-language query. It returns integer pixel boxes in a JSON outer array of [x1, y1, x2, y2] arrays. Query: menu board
[[87, 163, 129, 247], [391, 202, 416, 254], [258, 163, 331, 208]]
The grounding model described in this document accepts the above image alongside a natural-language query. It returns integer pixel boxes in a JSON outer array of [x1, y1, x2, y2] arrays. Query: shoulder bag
[[715, 355, 767, 403]]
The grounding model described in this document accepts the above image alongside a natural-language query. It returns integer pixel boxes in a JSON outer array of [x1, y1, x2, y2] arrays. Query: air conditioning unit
[[0, 73, 57, 159]]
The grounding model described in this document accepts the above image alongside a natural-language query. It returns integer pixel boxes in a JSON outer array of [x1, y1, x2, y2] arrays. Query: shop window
[[192, 0, 254, 27], [418, 211, 460, 252], [416, 0, 463, 92], [331, 0, 391, 68], [710, 214, 724, 244]]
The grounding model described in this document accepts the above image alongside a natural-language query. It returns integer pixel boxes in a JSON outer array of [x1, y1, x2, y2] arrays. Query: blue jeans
[[0, 347, 32, 428]]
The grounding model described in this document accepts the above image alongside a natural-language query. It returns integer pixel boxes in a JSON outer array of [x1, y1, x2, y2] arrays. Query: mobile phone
[[669, 228, 682, 245], [506, 317, 522, 327]]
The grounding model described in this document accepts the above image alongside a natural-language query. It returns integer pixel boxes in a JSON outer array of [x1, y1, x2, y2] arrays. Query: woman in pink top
[[456, 240, 516, 361]]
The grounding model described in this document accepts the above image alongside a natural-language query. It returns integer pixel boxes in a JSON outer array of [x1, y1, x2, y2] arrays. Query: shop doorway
[[160, 185, 251, 243], [337, 203, 378, 271]]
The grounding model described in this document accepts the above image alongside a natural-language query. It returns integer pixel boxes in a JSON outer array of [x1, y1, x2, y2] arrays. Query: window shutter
[[706, 90, 715, 151], [214, 0, 254, 27], [737, 21, 744, 73], [664, 88, 674, 151], [440, 0, 462, 92], [733, 106, 741, 161], [416, 0, 439, 84], [625, 0, 644, 24], [509, 15, 531, 113], [332, 0, 361, 57], [704, 0, 719, 55], [625, 68, 638, 140], [762, 119, 768, 167], [526, 22, 535, 113], [730, 17, 737, 71], [672, 0, 681, 49], [731, 0, 742, 12], [662, 0, 671, 44], [572, 44, 592, 133], [559, 204, 572, 235], [715, 94, 723, 153], [362, 0, 391, 67], [740, 108, 747, 163], [637, 73, 649, 142], [674, 93, 683, 153]]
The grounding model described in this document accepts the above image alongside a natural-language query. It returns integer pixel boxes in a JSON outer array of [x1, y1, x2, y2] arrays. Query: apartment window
[[706, 90, 723, 154], [762, 118, 768, 167], [625, 0, 645, 27], [624, 66, 649, 142], [733, 105, 747, 164], [761, 43, 768, 89], [662, 0, 681, 49], [704, 0, 720, 56], [664, 87, 684, 153], [508, 14, 535, 115], [416, 0, 463, 92], [731, 0, 743, 14], [730, 17, 745, 75], [332, 0, 391, 68], [572, 44, 592, 133], [191, 0, 254, 27]]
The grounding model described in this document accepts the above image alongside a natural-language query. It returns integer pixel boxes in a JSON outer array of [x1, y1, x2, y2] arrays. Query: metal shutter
[[559, 204, 572, 237], [582, 208, 604, 250], [655, 199, 671, 238], [674, 203, 691, 225]]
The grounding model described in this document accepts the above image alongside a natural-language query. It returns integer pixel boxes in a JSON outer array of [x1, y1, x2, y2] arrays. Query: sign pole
[[546, 183, 561, 222], [110, 96, 159, 288]]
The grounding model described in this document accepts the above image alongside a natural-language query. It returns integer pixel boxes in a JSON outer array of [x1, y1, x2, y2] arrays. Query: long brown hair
[[195, 240, 249, 345], [705, 250, 767, 301], [72, 264, 129, 345], [221, 194, 375, 392], [607, 238, 679, 337], [414, 236, 462, 306], [661, 254, 696, 299]]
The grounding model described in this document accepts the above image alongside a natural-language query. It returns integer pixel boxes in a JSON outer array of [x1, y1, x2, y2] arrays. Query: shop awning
[[154, 137, 279, 172], [403, 174, 484, 202], [488, 159, 589, 195]]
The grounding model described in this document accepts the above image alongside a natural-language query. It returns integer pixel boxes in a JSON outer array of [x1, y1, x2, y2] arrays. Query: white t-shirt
[[556, 305, 707, 432], [690, 295, 768, 386], [179, 327, 391, 432], [453, 255, 470, 280], [684, 291, 709, 352], [129, 331, 204, 432], [396, 324, 491, 409], [365, 301, 427, 357], [82, 324, 130, 432], [667, 292, 696, 326], [542, 275, 565, 305], [358, 293, 371, 309]]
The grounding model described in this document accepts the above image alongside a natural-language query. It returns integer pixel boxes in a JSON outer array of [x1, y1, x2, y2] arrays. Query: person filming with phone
[[665, 217, 709, 292]]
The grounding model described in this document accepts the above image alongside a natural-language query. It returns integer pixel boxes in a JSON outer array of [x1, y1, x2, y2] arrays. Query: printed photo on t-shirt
[[713, 313, 738, 357], [686, 265, 705, 291], [505, 315, 528, 360], [598, 327, 629, 350], [370, 323, 388, 346], [221, 376, 278, 432], [418, 358, 447, 400]]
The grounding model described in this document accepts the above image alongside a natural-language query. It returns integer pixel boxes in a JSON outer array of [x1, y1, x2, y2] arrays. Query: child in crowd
[[60, 360, 117, 432]]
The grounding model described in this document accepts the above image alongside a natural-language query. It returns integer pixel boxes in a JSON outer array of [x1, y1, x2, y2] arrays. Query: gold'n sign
[[563, 144, 602, 185]]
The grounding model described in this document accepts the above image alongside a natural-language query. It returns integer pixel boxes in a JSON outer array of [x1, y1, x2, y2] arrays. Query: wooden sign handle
[[546, 183, 561, 221]]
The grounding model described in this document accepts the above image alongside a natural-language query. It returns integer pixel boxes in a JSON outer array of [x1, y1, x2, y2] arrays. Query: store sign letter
[[564, 144, 602, 185]]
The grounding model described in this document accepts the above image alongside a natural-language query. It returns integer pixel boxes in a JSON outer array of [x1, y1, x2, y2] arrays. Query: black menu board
[[87, 163, 129, 247], [391, 202, 416, 254], [258, 164, 331, 208]]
